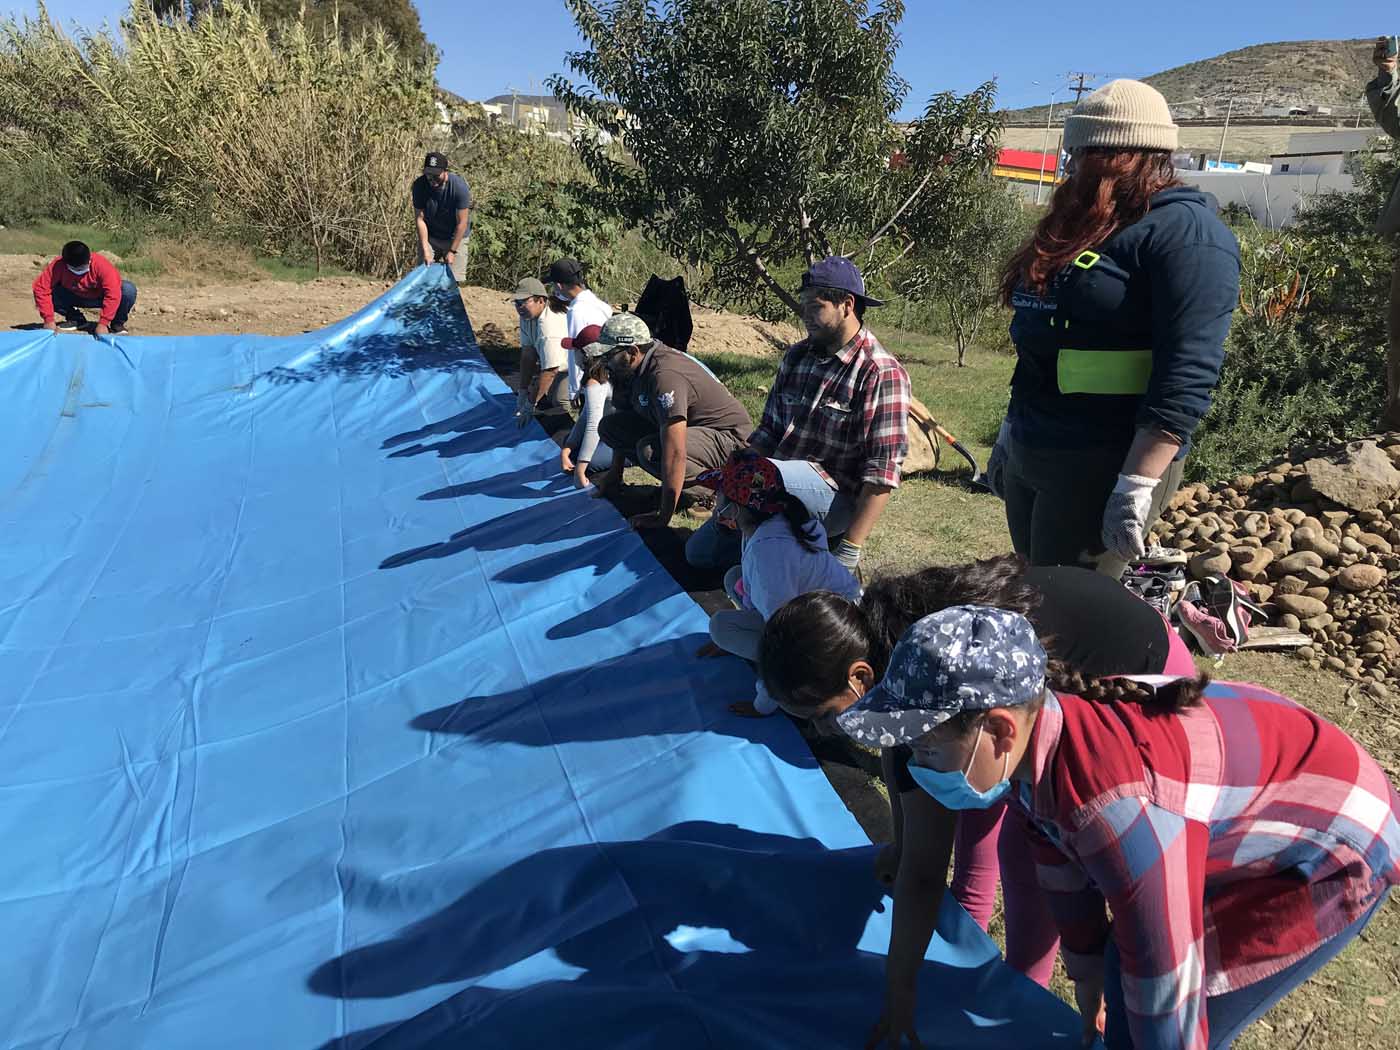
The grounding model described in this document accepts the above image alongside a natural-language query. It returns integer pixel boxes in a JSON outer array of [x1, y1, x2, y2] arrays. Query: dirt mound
[[461, 282, 795, 358], [0, 257, 796, 358]]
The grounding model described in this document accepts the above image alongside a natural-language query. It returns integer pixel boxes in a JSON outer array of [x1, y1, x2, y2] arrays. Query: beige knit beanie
[[1062, 79, 1178, 152]]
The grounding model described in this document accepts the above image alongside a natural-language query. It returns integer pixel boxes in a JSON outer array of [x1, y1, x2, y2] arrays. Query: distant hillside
[[1005, 39, 1378, 123]]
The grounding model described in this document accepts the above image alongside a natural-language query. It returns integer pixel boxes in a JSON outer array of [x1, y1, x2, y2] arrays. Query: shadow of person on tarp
[[260, 280, 488, 384], [407, 630, 802, 762], [306, 821, 1072, 1050], [378, 490, 620, 572]]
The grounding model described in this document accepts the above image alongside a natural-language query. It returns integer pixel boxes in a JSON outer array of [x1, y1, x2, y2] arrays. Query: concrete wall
[[1175, 170, 1357, 228]]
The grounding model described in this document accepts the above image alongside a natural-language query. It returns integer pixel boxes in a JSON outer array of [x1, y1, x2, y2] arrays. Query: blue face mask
[[907, 724, 1011, 810]]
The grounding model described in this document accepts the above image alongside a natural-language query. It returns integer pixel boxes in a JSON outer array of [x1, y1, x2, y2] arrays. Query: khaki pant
[[1386, 261, 1400, 430], [428, 236, 467, 284], [596, 409, 748, 484]]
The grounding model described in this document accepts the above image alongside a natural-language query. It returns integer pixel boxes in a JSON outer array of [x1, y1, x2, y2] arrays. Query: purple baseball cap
[[800, 256, 885, 307]]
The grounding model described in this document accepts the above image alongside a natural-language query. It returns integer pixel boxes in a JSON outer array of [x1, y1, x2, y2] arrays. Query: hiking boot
[[56, 314, 85, 332]]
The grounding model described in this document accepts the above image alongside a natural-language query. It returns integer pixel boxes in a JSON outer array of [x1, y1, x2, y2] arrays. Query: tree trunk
[[732, 230, 802, 317]]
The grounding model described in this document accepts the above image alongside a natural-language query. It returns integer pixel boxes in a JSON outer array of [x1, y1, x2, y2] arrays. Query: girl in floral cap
[[695, 449, 860, 716]]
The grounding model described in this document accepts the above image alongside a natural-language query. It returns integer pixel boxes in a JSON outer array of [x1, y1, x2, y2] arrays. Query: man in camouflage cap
[[593, 312, 754, 530]]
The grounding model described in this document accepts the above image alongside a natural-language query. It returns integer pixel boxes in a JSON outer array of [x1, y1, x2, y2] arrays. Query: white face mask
[[68, 264, 91, 276]]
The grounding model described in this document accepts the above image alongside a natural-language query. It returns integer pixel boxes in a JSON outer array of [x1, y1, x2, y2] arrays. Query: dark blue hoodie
[[1006, 185, 1240, 454]]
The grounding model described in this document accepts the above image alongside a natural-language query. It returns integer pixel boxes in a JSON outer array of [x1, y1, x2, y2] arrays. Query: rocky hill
[[1005, 38, 1378, 123]]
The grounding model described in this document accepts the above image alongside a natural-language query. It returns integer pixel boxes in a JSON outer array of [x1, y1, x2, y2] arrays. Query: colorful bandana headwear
[[694, 450, 787, 514]]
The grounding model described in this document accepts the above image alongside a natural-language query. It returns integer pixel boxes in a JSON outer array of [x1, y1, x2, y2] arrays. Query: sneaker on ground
[[1177, 581, 1238, 656], [109, 322, 127, 334], [1136, 545, 1188, 567], [1200, 573, 1254, 647], [56, 314, 85, 332]]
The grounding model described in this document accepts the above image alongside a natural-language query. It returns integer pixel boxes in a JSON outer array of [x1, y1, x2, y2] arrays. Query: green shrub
[[1186, 153, 1394, 480], [0, 1, 437, 277]]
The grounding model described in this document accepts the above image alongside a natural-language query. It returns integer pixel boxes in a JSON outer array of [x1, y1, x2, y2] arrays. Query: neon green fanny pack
[[1056, 348, 1153, 395]]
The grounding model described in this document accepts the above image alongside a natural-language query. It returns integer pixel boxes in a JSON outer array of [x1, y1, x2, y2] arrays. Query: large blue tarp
[[0, 267, 1079, 1048]]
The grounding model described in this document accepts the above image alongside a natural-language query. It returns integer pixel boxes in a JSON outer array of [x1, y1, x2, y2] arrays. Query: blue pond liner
[[0, 267, 1079, 1048]]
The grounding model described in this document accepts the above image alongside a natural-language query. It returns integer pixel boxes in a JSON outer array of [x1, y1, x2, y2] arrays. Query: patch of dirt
[[0, 255, 796, 359]]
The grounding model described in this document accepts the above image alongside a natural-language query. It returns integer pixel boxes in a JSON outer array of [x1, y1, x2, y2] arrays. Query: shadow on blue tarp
[[307, 823, 1076, 1050]]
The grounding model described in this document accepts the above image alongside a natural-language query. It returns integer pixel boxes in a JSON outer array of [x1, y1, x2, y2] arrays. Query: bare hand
[[1074, 976, 1107, 1047], [728, 700, 767, 718], [865, 986, 922, 1050], [420, 248, 433, 267], [445, 250, 457, 265], [560, 449, 575, 474], [629, 511, 670, 530], [94, 323, 110, 337], [43, 321, 57, 333], [1376, 37, 1397, 73], [873, 843, 901, 887]]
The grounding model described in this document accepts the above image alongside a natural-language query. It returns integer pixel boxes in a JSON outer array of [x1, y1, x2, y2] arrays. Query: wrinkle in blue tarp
[[0, 266, 1079, 1048]]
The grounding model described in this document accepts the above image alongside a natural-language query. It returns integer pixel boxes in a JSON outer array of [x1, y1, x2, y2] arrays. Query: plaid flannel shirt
[[750, 328, 910, 492], [1018, 685, 1400, 1050]]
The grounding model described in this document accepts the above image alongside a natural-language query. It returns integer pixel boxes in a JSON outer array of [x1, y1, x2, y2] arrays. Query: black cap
[[547, 258, 585, 286], [423, 152, 450, 172]]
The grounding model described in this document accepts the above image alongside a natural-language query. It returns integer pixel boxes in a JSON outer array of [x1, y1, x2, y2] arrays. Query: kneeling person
[[33, 240, 137, 336], [594, 312, 754, 529]]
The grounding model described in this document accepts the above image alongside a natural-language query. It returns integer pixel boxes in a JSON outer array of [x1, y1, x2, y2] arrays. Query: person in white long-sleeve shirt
[[548, 257, 614, 401], [560, 326, 616, 488], [694, 450, 861, 716]]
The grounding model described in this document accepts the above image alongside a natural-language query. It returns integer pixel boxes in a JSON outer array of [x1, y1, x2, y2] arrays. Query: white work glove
[[984, 420, 1011, 500], [833, 538, 863, 571], [1101, 473, 1159, 563]]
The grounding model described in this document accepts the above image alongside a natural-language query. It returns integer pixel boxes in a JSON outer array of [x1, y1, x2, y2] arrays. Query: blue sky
[[17, 0, 1386, 114]]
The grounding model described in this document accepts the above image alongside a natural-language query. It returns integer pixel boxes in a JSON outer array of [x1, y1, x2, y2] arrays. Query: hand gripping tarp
[[0, 267, 1080, 1048]]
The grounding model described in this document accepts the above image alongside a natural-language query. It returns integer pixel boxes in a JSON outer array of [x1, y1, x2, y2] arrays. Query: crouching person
[[34, 241, 137, 336], [593, 312, 753, 530], [694, 450, 860, 716]]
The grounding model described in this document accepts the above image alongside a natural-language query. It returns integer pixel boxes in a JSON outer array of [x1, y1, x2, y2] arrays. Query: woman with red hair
[[989, 80, 1240, 579]]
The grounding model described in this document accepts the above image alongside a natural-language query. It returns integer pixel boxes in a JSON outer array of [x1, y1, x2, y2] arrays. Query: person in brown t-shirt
[[594, 312, 753, 530]]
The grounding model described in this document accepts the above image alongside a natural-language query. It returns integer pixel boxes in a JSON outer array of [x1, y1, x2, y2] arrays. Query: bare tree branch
[[850, 166, 937, 259]]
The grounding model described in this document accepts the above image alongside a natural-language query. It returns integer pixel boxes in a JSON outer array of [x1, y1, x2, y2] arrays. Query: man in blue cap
[[685, 255, 910, 573]]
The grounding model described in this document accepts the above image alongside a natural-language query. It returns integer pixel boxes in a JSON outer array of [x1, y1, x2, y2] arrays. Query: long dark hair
[[1000, 148, 1180, 300], [737, 493, 823, 554], [759, 554, 1209, 720]]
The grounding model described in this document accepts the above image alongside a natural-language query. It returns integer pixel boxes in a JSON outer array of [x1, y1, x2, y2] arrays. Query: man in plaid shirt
[[685, 256, 910, 572], [836, 606, 1400, 1050]]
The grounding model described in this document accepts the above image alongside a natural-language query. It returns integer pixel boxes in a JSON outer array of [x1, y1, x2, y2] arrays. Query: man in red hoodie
[[32, 241, 138, 336]]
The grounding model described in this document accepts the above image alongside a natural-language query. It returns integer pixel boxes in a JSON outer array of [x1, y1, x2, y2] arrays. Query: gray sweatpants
[[708, 566, 778, 715]]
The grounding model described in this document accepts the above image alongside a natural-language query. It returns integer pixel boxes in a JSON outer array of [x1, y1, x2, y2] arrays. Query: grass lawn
[[689, 326, 1400, 1049]]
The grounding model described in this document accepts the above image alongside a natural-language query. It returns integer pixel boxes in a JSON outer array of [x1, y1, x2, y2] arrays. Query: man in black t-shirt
[[411, 152, 473, 284]]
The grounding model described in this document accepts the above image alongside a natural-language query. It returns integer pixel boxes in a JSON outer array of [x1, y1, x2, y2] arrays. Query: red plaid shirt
[[1019, 685, 1400, 1050], [750, 328, 910, 492]]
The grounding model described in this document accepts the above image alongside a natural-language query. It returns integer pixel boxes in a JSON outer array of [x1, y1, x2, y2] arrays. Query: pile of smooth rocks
[[1152, 434, 1400, 697]]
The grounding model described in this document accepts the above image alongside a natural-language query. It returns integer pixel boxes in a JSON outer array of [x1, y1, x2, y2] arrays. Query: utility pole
[[1065, 72, 1096, 105], [1217, 97, 1234, 166], [1036, 92, 1058, 205]]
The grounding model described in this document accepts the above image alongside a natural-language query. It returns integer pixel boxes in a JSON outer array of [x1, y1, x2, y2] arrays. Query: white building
[[1175, 129, 1380, 228]]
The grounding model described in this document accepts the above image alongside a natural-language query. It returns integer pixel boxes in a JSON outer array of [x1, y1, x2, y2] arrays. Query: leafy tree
[[549, 0, 1000, 319], [897, 172, 1025, 365]]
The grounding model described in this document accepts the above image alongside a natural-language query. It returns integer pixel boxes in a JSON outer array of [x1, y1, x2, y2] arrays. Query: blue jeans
[[683, 458, 851, 570], [1103, 889, 1390, 1049], [52, 280, 138, 327]]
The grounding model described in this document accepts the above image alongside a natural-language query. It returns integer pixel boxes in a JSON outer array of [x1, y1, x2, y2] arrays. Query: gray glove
[[1101, 473, 1159, 563]]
